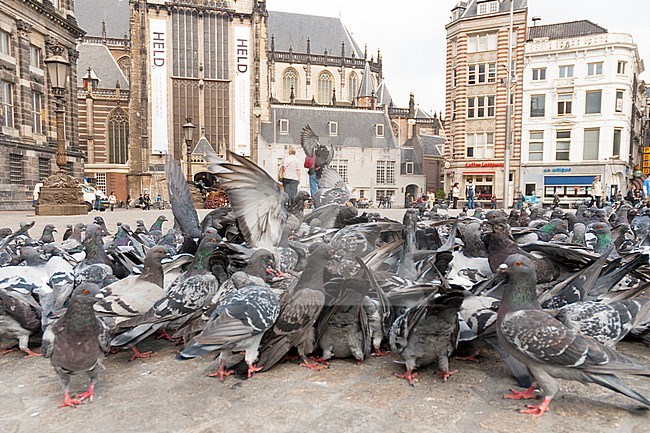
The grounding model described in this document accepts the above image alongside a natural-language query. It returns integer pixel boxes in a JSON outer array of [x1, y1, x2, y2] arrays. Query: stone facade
[[0, 0, 85, 210]]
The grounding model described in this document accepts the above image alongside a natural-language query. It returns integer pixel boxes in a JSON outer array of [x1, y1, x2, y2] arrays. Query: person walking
[[490, 194, 497, 209], [466, 179, 475, 209], [349, 188, 359, 207], [515, 189, 524, 210], [388, 194, 394, 209], [108, 192, 117, 212], [94, 188, 103, 211], [591, 175, 603, 208], [451, 182, 460, 209], [304, 152, 318, 198], [280, 146, 300, 200]]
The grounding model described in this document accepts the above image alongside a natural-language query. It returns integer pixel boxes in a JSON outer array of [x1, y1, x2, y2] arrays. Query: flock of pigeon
[[1, 129, 650, 418]]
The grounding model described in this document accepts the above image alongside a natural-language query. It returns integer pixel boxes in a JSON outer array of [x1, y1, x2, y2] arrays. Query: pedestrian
[[280, 146, 300, 200], [94, 188, 103, 211], [405, 193, 411, 209], [32, 182, 43, 208], [590, 176, 603, 208], [108, 191, 117, 212], [490, 194, 497, 209], [379, 194, 385, 209], [304, 152, 318, 197], [388, 194, 394, 209], [451, 182, 460, 209], [553, 193, 560, 208], [466, 179, 475, 209], [349, 188, 359, 207], [125, 194, 131, 209], [515, 189, 524, 210]]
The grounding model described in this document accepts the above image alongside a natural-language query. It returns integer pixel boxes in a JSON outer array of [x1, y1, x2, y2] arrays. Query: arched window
[[107, 108, 129, 164], [117, 56, 130, 82], [317, 72, 333, 105], [348, 72, 358, 102], [282, 68, 298, 101]]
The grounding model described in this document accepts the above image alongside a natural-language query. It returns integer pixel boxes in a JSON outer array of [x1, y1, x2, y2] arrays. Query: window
[[330, 159, 349, 183], [557, 93, 572, 116], [0, 30, 10, 56], [452, 100, 457, 120], [477, 1, 498, 14], [39, 157, 50, 181], [530, 94, 546, 117], [451, 39, 457, 57], [0, 81, 14, 127], [585, 90, 602, 114], [107, 108, 129, 164], [617, 61, 626, 75], [467, 95, 495, 118], [613, 129, 622, 157], [329, 121, 338, 136], [279, 118, 289, 134], [453, 69, 457, 87], [375, 124, 384, 137], [29, 45, 41, 68], [583, 128, 600, 160], [587, 62, 603, 76], [615, 90, 624, 112], [94, 173, 107, 193], [405, 162, 414, 174], [317, 72, 333, 105], [466, 132, 494, 158], [32, 92, 43, 134], [282, 68, 298, 101], [468, 63, 496, 84], [559, 65, 574, 78], [348, 73, 357, 101], [9, 154, 23, 184], [529, 131, 544, 161], [556, 130, 571, 161], [376, 160, 396, 184], [467, 32, 498, 53], [532, 68, 546, 81]]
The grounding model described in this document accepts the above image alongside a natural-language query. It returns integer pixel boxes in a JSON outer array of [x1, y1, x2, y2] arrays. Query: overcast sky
[[269, 0, 649, 114]]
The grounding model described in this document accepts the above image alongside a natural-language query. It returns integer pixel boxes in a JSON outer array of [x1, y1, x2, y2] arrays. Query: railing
[[269, 50, 381, 73], [82, 36, 129, 47]]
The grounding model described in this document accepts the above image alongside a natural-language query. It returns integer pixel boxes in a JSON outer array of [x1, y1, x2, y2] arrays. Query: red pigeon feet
[[59, 392, 82, 408], [129, 346, 153, 362], [155, 329, 176, 342], [503, 385, 538, 400], [247, 364, 264, 379], [436, 369, 458, 382], [371, 348, 390, 357], [75, 384, 95, 403], [24, 349, 42, 358], [520, 397, 552, 417], [394, 369, 418, 386], [299, 360, 328, 371], [453, 354, 480, 363], [208, 365, 235, 381], [309, 356, 329, 366], [1, 348, 16, 356]]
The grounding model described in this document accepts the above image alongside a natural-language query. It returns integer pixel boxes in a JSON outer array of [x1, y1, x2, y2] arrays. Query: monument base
[[34, 172, 89, 216]]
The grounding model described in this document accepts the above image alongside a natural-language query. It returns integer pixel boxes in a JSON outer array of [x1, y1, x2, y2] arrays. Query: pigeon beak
[[496, 263, 508, 276], [94, 293, 105, 300]]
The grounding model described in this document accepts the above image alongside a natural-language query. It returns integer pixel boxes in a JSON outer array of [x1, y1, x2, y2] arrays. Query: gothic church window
[[348, 72, 358, 101], [107, 108, 129, 164], [317, 72, 333, 105], [282, 68, 298, 101]]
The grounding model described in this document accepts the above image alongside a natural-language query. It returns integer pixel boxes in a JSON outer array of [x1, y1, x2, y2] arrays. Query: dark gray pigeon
[[42, 283, 108, 408], [389, 291, 464, 385], [39, 224, 57, 244], [497, 254, 650, 416]]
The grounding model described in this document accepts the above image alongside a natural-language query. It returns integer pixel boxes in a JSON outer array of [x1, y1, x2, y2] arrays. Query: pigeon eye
[[82, 289, 90, 295], [515, 261, 522, 267]]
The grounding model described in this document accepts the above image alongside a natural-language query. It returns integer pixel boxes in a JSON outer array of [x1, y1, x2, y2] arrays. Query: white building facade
[[521, 21, 644, 206]]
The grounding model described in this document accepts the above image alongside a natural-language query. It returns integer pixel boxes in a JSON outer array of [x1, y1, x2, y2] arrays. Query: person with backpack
[[466, 179, 475, 209]]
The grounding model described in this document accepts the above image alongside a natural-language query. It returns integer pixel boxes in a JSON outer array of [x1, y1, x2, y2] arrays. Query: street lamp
[[182, 117, 196, 183], [500, 0, 515, 209], [35, 47, 87, 215]]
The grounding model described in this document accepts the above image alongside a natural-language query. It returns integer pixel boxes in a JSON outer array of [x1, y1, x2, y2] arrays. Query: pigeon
[[389, 291, 464, 385], [497, 254, 650, 416], [149, 215, 169, 234], [177, 273, 280, 380], [42, 283, 109, 408], [39, 224, 57, 244], [0, 286, 41, 357]]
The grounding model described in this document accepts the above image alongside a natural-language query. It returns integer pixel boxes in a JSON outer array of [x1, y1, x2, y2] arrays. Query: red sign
[[465, 162, 505, 168]]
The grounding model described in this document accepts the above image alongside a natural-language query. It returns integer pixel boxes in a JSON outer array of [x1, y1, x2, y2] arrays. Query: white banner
[[234, 25, 251, 156], [150, 18, 168, 154]]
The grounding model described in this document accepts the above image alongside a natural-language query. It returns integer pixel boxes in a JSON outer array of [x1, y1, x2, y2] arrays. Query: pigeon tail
[[587, 373, 650, 406]]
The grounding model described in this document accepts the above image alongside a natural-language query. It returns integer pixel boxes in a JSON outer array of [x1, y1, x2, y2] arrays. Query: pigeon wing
[[300, 124, 318, 157], [165, 154, 201, 238]]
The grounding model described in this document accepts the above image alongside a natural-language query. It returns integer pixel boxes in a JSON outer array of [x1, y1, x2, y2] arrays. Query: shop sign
[[644, 169, 650, 175], [644, 147, 650, 154], [465, 162, 504, 168], [643, 161, 650, 168], [543, 167, 572, 173]]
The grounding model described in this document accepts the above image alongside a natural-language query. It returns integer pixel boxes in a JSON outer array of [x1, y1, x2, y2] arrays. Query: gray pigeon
[[177, 273, 280, 380], [42, 283, 108, 408], [389, 291, 464, 385], [39, 224, 57, 244], [497, 254, 650, 416], [0, 286, 41, 357]]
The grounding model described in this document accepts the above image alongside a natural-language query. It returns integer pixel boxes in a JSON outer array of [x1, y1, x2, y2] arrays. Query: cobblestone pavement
[[0, 207, 648, 433]]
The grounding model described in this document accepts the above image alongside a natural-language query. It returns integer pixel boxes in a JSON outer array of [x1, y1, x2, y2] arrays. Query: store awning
[[462, 171, 495, 175], [543, 175, 594, 186]]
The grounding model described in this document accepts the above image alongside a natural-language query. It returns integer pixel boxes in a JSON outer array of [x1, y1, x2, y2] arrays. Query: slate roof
[[357, 61, 375, 98], [400, 147, 423, 175], [376, 80, 392, 107], [458, 0, 527, 18], [261, 105, 396, 149], [192, 135, 218, 156], [75, 0, 130, 38], [268, 11, 363, 57], [420, 135, 446, 157], [76, 44, 129, 90], [528, 20, 608, 41]]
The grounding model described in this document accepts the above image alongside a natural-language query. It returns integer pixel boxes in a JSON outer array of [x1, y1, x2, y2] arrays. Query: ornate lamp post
[[182, 117, 196, 182], [35, 47, 88, 215]]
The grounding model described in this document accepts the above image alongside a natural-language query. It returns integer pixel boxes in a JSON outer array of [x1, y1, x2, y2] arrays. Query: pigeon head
[[19, 246, 45, 266], [499, 254, 535, 277], [146, 246, 171, 262], [71, 282, 104, 304], [43, 224, 56, 233], [485, 210, 507, 225]]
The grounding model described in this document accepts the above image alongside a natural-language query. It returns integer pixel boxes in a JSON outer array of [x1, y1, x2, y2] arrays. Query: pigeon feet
[[59, 392, 82, 408], [436, 369, 458, 382], [503, 385, 538, 400], [75, 384, 95, 403], [371, 348, 390, 357], [309, 356, 330, 366], [155, 329, 176, 342], [208, 364, 235, 381], [519, 397, 551, 417], [129, 346, 153, 362], [453, 354, 480, 363], [23, 349, 42, 358], [1, 348, 16, 356], [299, 357, 328, 371], [395, 369, 418, 386], [247, 364, 264, 379]]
